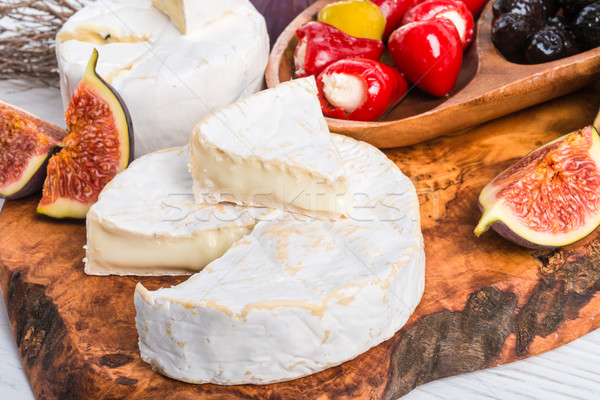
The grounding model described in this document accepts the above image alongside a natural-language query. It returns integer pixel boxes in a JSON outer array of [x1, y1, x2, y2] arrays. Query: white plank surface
[[1, 82, 600, 399]]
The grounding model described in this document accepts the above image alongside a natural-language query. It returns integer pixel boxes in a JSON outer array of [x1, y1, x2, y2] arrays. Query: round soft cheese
[[135, 134, 426, 384], [85, 146, 272, 276], [56, 0, 269, 158]]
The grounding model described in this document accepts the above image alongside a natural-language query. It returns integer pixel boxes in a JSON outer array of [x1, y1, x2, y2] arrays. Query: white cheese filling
[[294, 38, 307, 72], [321, 72, 367, 113], [439, 11, 467, 42]]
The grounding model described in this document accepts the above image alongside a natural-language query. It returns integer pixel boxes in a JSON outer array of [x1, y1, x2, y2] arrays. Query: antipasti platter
[[1, 0, 600, 399], [266, 0, 600, 148]]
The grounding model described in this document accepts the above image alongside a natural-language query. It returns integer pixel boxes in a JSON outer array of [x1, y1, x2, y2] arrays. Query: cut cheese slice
[[56, 0, 269, 158], [189, 76, 351, 217], [135, 134, 425, 384], [152, 0, 247, 35], [85, 147, 271, 276]]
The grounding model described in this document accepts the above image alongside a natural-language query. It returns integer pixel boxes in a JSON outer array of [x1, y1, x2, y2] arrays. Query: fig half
[[475, 125, 600, 249], [37, 49, 134, 219], [0, 100, 66, 199]]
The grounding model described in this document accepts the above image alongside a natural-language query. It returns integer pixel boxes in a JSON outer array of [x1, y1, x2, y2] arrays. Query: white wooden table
[[1, 81, 600, 399]]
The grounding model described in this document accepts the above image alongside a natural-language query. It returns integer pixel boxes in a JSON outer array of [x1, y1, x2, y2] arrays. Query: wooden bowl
[[265, 0, 600, 148]]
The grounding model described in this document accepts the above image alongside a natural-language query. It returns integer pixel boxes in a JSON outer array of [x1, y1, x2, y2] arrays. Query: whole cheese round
[[56, 0, 269, 158], [134, 134, 426, 384]]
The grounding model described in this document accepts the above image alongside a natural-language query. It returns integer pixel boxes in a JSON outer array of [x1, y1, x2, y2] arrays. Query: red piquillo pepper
[[316, 58, 407, 121], [294, 21, 385, 78], [370, 0, 421, 40]]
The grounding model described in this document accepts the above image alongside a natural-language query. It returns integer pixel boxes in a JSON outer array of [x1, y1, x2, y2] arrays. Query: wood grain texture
[[1, 84, 600, 399], [265, 0, 600, 149]]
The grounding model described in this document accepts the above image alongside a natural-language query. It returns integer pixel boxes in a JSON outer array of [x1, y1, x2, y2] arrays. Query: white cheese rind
[[85, 147, 269, 276], [135, 135, 425, 384], [189, 76, 351, 217], [56, 0, 269, 158]]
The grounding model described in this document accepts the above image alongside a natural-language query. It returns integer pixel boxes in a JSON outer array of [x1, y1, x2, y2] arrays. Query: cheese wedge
[[56, 0, 269, 158], [189, 76, 351, 217], [152, 0, 247, 35], [135, 134, 425, 384], [85, 147, 271, 276]]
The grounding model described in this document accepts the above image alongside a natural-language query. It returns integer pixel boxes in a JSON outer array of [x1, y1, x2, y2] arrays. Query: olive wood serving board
[[1, 84, 600, 399], [265, 0, 600, 149]]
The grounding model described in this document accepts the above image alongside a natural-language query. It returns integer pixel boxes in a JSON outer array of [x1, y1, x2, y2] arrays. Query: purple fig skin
[[2, 144, 62, 200], [475, 202, 551, 249], [3, 152, 52, 200], [475, 125, 600, 250], [476, 201, 596, 250], [90, 55, 134, 164], [488, 222, 554, 250], [0, 100, 66, 201], [36, 48, 134, 219]]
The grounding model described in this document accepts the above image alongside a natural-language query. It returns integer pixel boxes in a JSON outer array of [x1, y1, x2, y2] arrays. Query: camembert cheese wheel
[[56, 0, 269, 158], [134, 134, 425, 384]]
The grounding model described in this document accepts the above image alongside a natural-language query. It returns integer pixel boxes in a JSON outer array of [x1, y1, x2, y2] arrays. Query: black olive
[[525, 26, 580, 63], [491, 0, 548, 28], [546, 15, 568, 29], [557, 0, 596, 20], [541, 0, 559, 16], [492, 13, 535, 62], [572, 0, 600, 49], [492, 0, 510, 17]]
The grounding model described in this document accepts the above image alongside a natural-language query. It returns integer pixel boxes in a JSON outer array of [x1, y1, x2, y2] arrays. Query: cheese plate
[[265, 0, 600, 148], [1, 82, 600, 399]]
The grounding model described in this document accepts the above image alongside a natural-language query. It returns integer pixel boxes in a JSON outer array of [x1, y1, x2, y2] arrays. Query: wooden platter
[[1, 82, 600, 399], [265, 0, 600, 149]]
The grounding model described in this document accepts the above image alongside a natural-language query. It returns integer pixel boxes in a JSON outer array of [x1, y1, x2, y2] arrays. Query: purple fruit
[[37, 49, 134, 219], [475, 125, 600, 249], [0, 100, 65, 200]]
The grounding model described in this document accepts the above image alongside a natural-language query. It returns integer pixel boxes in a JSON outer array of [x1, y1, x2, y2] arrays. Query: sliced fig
[[475, 125, 600, 249], [0, 100, 66, 199], [37, 49, 134, 219]]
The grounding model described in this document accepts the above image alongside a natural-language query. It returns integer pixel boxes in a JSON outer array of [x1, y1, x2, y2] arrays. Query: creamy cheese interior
[[190, 77, 352, 217], [57, 25, 149, 46], [151, 0, 188, 33], [152, 0, 246, 34], [86, 219, 253, 275], [191, 142, 351, 218]]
